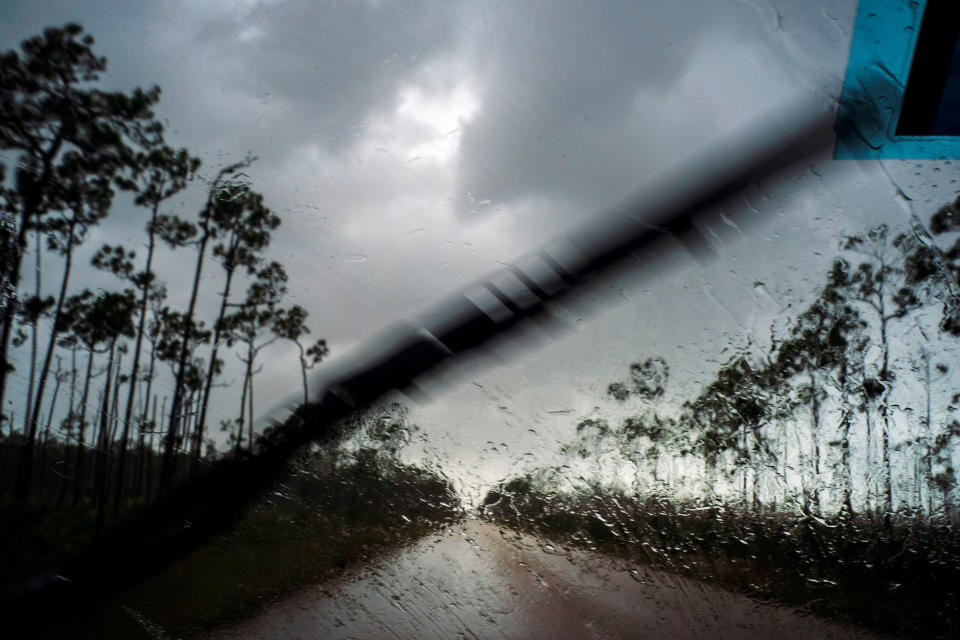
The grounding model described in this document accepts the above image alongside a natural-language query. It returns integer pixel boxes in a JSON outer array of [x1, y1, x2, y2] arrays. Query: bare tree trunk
[[740, 425, 749, 511], [781, 420, 790, 505], [839, 410, 854, 515], [56, 346, 77, 508], [298, 343, 309, 404], [103, 352, 123, 514], [879, 316, 894, 524], [66, 342, 77, 437], [195, 256, 237, 476], [923, 350, 934, 517], [73, 349, 95, 506], [0, 213, 15, 437], [19, 219, 76, 498], [865, 406, 876, 515], [93, 339, 117, 520], [809, 370, 822, 515], [751, 429, 763, 512], [134, 415, 146, 501], [38, 357, 64, 494], [0, 130, 64, 442], [24, 230, 42, 437], [836, 358, 854, 516], [115, 204, 162, 514], [235, 348, 252, 458], [161, 229, 209, 492], [146, 395, 162, 500], [134, 339, 158, 501], [0, 412, 11, 497], [173, 390, 195, 487], [248, 364, 256, 454], [141, 336, 157, 424]]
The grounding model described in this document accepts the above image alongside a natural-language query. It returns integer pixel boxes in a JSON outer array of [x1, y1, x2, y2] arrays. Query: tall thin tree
[[224, 262, 288, 456], [112, 144, 198, 511], [61, 290, 130, 503], [159, 157, 253, 492], [21, 151, 117, 497], [194, 180, 278, 475], [840, 225, 924, 520], [271, 304, 329, 404], [0, 24, 159, 436]]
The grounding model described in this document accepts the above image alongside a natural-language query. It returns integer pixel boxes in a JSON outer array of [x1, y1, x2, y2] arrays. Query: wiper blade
[[1, 98, 837, 635]]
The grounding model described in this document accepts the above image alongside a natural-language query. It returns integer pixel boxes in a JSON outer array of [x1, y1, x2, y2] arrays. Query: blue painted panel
[[835, 0, 960, 158]]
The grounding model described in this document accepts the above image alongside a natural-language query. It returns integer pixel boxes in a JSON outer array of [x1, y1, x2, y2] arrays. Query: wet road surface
[[208, 519, 887, 640]]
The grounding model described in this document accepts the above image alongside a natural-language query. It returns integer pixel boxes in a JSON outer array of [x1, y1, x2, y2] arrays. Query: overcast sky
[[2, 0, 958, 499]]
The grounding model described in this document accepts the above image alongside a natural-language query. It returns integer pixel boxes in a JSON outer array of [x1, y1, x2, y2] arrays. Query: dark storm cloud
[[451, 0, 756, 213], [149, 0, 460, 164], [1, 0, 461, 168], [0, 0, 465, 309]]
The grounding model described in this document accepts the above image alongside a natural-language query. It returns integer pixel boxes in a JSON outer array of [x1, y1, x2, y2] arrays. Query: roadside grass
[[481, 478, 960, 639], [5, 449, 461, 639], [119, 451, 461, 636]]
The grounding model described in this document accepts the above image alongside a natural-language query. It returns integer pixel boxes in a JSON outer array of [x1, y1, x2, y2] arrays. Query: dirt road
[[208, 519, 887, 640]]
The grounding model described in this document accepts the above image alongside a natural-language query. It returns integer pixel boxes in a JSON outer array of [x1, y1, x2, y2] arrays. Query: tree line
[[481, 203, 960, 637], [559, 205, 960, 522], [0, 24, 328, 515]]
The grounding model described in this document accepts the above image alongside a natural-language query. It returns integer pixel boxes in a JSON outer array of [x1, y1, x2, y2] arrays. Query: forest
[[483, 204, 960, 637], [0, 24, 466, 637], [0, 24, 334, 517]]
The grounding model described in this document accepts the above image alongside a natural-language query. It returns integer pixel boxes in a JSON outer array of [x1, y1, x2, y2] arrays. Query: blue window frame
[[836, 0, 960, 158]]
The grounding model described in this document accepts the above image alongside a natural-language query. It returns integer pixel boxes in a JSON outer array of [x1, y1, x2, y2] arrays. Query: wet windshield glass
[[1, 1, 959, 639]]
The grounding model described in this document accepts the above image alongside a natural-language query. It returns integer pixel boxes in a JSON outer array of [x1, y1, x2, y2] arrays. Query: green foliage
[[0, 21, 159, 254], [152, 214, 197, 248], [621, 414, 672, 443], [209, 182, 280, 276], [563, 418, 612, 459], [11, 294, 54, 347], [118, 144, 200, 209], [606, 381, 629, 402], [606, 356, 669, 403], [91, 244, 136, 279], [0, 23, 159, 165], [61, 289, 137, 348], [154, 307, 210, 364], [680, 355, 770, 465], [305, 338, 330, 365], [775, 266, 866, 378], [224, 263, 287, 352], [628, 356, 669, 399]]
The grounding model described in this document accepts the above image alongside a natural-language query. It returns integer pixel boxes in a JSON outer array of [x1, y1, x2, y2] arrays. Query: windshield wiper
[[1, 98, 837, 635]]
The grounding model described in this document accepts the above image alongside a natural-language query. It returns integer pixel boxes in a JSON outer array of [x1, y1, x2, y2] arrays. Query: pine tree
[[0, 24, 159, 448], [159, 158, 253, 492], [840, 225, 924, 520], [194, 180, 279, 475], [224, 262, 288, 456], [112, 144, 198, 510], [272, 304, 329, 404], [20, 150, 121, 498]]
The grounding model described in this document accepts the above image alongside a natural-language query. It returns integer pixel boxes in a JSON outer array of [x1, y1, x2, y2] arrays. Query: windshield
[[1, 1, 959, 639]]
